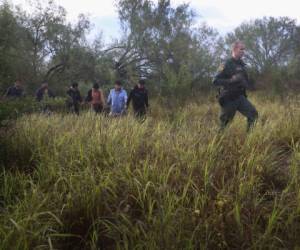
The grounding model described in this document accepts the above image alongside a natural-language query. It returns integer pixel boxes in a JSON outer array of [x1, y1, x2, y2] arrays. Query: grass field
[[1, 93, 300, 249]]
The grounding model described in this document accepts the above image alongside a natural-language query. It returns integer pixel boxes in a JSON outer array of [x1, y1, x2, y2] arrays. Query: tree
[[226, 17, 297, 73], [14, 0, 92, 93], [112, 0, 223, 92], [0, 2, 29, 92], [190, 24, 225, 89]]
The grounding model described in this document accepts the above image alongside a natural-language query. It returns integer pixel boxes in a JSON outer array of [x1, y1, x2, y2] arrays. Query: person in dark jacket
[[213, 41, 258, 131], [127, 79, 149, 118], [66, 82, 82, 115], [35, 82, 55, 102], [4, 80, 24, 99]]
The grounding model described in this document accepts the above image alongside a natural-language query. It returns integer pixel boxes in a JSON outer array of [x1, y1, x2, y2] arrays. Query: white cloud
[[11, 0, 118, 20], [177, 0, 299, 26], [10, 0, 299, 40], [55, 0, 118, 20]]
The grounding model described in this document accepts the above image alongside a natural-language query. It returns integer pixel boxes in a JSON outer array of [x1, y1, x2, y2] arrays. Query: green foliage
[[113, 0, 222, 90], [0, 2, 28, 89], [1, 1, 300, 96], [0, 97, 67, 125], [0, 1, 96, 94], [226, 17, 297, 74]]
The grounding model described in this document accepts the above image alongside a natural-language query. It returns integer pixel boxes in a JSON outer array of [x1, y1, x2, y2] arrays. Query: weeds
[[1, 94, 300, 249]]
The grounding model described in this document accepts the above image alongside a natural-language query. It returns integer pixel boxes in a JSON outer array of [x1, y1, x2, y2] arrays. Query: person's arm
[[48, 89, 55, 98], [100, 89, 105, 106], [4, 87, 11, 98], [78, 91, 83, 103], [36, 89, 42, 101], [123, 90, 128, 108], [213, 61, 248, 88], [66, 89, 72, 104], [107, 90, 112, 105], [145, 90, 149, 108], [85, 90, 92, 103], [126, 89, 133, 107], [66, 89, 71, 97], [212, 63, 233, 87]]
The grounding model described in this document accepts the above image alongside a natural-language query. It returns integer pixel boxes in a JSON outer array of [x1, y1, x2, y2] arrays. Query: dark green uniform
[[213, 57, 258, 131]]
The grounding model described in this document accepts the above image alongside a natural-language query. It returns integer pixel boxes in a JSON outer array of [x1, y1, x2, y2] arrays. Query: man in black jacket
[[35, 82, 55, 101], [4, 80, 24, 98], [127, 79, 149, 119], [66, 82, 82, 115], [213, 41, 258, 131]]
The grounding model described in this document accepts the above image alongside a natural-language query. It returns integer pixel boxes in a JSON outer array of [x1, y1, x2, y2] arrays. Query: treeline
[[0, 0, 300, 96]]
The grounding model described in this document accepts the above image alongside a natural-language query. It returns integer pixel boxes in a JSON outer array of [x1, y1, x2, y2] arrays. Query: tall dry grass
[[1, 94, 300, 249]]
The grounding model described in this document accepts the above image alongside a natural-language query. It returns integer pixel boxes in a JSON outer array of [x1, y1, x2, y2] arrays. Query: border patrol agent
[[213, 41, 258, 131]]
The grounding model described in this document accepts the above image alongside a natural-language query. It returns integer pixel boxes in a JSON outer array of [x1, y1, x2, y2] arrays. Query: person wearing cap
[[127, 79, 149, 119], [107, 80, 128, 117], [66, 82, 82, 115], [4, 79, 24, 99], [85, 83, 105, 113]]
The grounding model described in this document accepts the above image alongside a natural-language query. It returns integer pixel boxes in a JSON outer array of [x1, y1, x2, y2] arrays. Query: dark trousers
[[73, 103, 80, 115], [134, 108, 146, 117], [92, 104, 103, 114], [219, 95, 258, 131], [134, 108, 146, 122], [67, 102, 80, 115]]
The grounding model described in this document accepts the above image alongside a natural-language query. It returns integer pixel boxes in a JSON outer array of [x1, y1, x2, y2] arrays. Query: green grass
[[1, 94, 300, 249]]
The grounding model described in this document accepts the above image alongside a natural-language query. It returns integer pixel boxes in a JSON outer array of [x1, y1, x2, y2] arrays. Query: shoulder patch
[[218, 63, 225, 72]]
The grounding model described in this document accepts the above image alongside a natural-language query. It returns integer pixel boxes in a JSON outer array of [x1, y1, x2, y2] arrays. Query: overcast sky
[[11, 0, 299, 42]]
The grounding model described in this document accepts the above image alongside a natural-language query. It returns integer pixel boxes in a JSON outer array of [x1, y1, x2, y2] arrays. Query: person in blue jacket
[[107, 80, 128, 117]]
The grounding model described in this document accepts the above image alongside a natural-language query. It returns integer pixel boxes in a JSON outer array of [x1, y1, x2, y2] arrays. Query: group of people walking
[[4, 78, 150, 119], [66, 79, 149, 118], [3, 40, 258, 131]]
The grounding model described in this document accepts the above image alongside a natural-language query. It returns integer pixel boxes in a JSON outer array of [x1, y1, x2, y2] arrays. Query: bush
[[0, 97, 67, 126]]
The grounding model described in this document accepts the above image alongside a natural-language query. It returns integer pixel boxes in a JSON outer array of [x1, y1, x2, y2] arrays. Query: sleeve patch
[[218, 63, 225, 72]]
